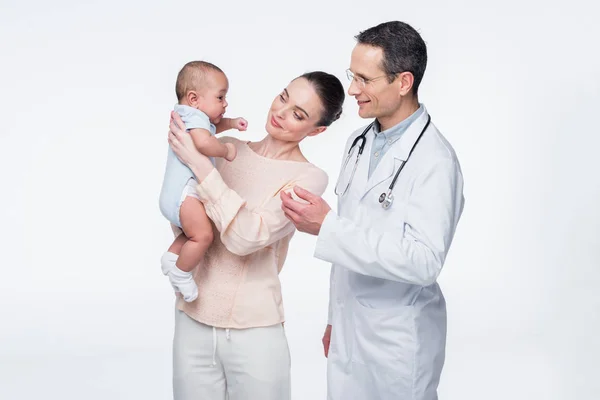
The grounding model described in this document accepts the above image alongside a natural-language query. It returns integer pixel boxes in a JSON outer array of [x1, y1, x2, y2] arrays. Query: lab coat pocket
[[351, 298, 416, 395]]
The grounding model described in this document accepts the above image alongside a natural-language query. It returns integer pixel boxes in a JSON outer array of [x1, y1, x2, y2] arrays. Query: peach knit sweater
[[174, 137, 328, 329]]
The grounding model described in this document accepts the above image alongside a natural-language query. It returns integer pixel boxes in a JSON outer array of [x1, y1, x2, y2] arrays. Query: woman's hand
[[168, 111, 215, 181]]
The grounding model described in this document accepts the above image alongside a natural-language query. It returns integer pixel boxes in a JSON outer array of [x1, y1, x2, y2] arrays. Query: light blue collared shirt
[[368, 104, 424, 178]]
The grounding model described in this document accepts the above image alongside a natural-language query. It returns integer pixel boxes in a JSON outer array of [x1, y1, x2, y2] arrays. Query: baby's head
[[176, 61, 229, 124]]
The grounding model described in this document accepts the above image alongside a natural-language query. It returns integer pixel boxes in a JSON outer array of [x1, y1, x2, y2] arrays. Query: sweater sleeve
[[195, 166, 328, 256]]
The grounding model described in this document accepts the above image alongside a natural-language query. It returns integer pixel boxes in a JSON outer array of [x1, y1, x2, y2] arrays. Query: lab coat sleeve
[[314, 158, 464, 286], [196, 167, 329, 257], [327, 266, 335, 325]]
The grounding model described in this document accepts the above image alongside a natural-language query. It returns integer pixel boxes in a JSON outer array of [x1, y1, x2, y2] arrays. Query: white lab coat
[[314, 106, 464, 400]]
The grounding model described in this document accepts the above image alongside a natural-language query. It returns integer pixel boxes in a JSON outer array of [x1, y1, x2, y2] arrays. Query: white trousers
[[173, 309, 291, 400]]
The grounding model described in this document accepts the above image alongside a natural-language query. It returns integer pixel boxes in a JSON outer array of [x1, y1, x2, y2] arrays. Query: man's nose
[[348, 79, 361, 96]]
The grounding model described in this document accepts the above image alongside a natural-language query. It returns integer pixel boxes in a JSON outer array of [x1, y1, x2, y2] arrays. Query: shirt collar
[[372, 103, 425, 141]]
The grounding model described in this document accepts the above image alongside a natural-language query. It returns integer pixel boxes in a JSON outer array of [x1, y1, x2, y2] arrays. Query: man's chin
[[358, 108, 372, 119]]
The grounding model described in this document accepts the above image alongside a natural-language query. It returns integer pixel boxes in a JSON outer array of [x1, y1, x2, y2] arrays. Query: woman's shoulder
[[292, 162, 329, 196], [275, 152, 328, 184], [217, 136, 243, 146], [218, 138, 328, 186], [299, 162, 328, 181]]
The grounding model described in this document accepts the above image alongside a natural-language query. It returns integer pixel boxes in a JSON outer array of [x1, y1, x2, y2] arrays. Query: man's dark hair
[[356, 21, 427, 95]]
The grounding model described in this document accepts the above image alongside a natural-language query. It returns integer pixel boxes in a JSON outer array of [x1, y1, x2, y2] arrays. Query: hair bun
[[298, 71, 345, 126], [334, 109, 342, 121]]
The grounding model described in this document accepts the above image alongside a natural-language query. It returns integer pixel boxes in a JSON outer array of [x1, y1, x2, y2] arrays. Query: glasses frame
[[345, 68, 398, 88]]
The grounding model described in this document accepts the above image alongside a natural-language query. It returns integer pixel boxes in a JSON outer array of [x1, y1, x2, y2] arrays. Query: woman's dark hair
[[297, 71, 345, 126]]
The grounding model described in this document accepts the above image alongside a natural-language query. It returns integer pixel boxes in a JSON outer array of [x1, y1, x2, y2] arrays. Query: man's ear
[[396, 72, 415, 97]]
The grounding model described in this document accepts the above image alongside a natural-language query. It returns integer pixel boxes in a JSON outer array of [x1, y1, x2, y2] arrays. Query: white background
[[1, 0, 599, 399]]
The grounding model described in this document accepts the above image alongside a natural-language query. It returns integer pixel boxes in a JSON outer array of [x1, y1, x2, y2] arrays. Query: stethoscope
[[334, 115, 431, 209]]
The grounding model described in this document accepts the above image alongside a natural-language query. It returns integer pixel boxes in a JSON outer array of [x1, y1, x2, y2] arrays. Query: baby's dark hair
[[175, 61, 223, 102], [297, 71, 345, 126]]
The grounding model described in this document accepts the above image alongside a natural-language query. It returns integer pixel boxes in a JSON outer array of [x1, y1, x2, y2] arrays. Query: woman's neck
[[248, 135, 305, 162]]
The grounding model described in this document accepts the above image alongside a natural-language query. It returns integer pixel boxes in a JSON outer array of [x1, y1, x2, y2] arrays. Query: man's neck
[[377, 98, 420, 132]]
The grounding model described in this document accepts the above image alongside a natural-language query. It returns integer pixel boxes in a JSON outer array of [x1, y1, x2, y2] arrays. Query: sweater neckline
[[242, 141, 311, 165]]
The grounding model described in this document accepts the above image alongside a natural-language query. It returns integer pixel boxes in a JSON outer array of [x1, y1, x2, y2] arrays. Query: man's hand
[[280, 186, 331, 236], [322, 324, 332, 358]]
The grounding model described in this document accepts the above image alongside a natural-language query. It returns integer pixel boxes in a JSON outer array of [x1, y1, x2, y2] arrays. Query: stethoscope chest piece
[[379, 191, 393, 209]]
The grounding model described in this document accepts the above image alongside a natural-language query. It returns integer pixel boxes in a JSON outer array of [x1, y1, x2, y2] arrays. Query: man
[[280, 21, 465, 399]]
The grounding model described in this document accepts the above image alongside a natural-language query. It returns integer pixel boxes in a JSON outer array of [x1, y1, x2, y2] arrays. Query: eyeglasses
[[345, 69, 394, 89]]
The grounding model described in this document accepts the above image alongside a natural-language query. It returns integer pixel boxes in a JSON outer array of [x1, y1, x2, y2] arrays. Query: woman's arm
[[168, 111, 329, 255], [195, 168, 328, 256]]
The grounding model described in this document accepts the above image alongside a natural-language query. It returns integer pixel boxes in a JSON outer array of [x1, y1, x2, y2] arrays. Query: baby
[[158, 61, 247, 302]]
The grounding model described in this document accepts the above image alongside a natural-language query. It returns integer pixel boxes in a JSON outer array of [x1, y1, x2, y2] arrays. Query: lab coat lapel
[[360, 109, 430, 201]]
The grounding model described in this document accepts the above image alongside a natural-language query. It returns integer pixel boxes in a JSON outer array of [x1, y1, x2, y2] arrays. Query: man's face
[[347, 44, 401, 120]]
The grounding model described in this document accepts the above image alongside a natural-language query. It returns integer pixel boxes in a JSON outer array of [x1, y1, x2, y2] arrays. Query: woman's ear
[[307, 126, 327, 137]]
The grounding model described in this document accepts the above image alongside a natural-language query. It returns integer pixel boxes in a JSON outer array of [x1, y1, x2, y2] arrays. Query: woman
[[166, 71, 345, 400]]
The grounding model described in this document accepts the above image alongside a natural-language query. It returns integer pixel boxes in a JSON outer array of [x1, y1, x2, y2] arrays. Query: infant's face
[[198, 70, 229, 124]]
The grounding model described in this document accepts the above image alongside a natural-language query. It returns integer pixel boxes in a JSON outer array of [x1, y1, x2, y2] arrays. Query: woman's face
[[266, 78, 326, 142]]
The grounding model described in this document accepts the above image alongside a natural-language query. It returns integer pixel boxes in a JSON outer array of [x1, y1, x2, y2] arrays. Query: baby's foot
[[161, 252, 198, 302], [161, 252, 179, 292], [168, 266, 198, 302]]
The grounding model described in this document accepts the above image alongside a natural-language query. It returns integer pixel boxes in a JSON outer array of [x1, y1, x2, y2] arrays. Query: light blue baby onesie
[[158, 104, 216, 228]]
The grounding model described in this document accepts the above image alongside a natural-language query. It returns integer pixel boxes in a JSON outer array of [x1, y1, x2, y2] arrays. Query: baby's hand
[[225, 142, 237, 162], [233, 118, 248, 131]]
